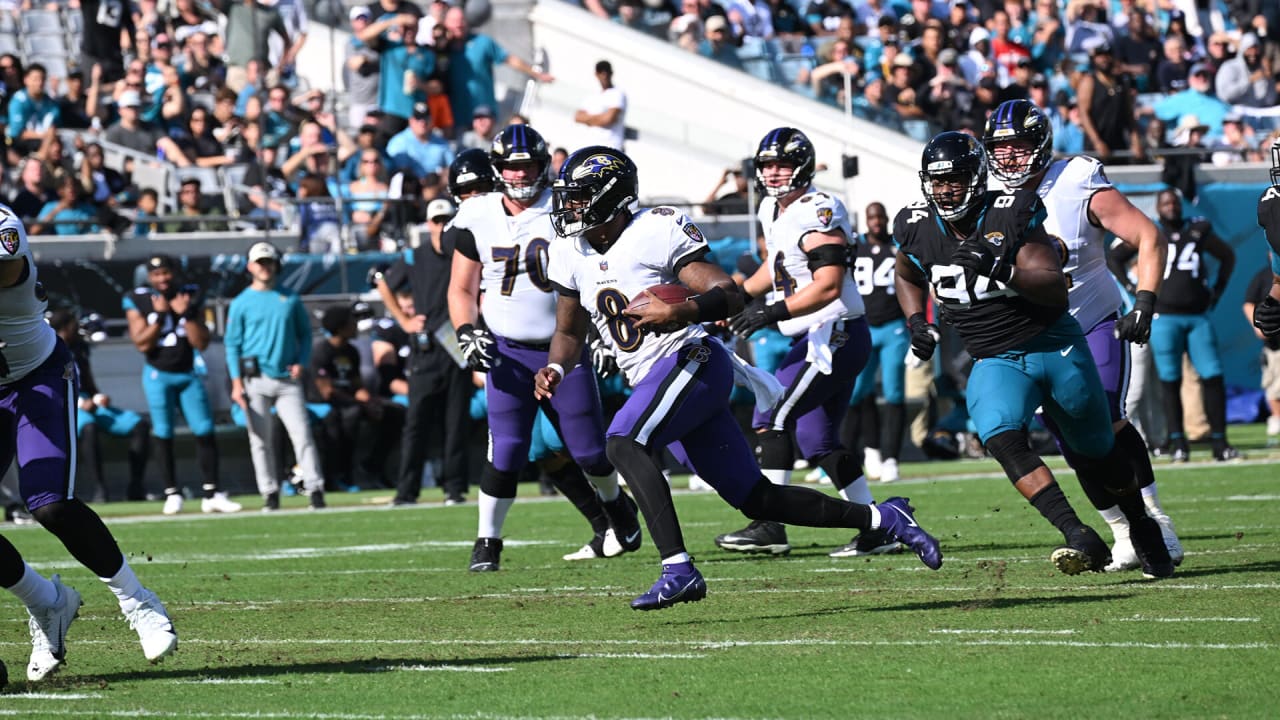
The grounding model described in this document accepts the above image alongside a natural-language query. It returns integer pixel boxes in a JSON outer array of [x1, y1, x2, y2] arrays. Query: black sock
[[1202, 375, 1228, 450], [195, 434, 219, 498], [128, 425, 150, 495], [883, 402, 906, 461], [544, 461, 609, 534], [1160, 380, 1186, 447], [155, 436, 177, 494], [839, 400, 863, 454], [79, 424, 106, 501], [1029, 483, 1083, 536], [1116, 423, 1156, 490], [861, 396, 881, 453]]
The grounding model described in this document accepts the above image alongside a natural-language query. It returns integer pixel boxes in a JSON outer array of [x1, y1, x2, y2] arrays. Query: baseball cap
[[349, 6, 371, 21], [705, 15, 729, 33], [1189, 62, 1212, 77], [147, 254, 176, 272], [471, 104, 494, 119], [411, 102, 430, 120], [1240, 33, 1260, 51], [969, 27, 990, 46], [1085, 37, 1113, 56], [893, 53, 914, 68], [152, 33, 172, 49], [938, 48, 959, 66], [118, 90, 142, 108], [427, 198, 456, 221], [1030, 73, 1048, 88], [248, 242, 281, 264]]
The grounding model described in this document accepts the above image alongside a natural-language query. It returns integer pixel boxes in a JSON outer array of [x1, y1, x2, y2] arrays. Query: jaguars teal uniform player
[[123, 254, 240, 514], [1251, 139, 1280, 359], [895, 132, 1172, 577], [1113, 189, 1238, 462], [846, 201, 909, 486]]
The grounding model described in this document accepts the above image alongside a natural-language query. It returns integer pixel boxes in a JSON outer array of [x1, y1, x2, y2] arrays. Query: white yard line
[[1113, 616, 1260, 623]]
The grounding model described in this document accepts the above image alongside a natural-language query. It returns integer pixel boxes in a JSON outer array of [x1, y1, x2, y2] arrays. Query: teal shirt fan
[[224, 286, 313, 380]]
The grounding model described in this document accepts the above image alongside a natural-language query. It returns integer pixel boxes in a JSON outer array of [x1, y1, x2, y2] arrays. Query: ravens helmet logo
[[571, 154, 625, 181]]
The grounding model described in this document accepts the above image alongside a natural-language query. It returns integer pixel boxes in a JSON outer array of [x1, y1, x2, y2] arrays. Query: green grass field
[[2, 427, 1278, 719]]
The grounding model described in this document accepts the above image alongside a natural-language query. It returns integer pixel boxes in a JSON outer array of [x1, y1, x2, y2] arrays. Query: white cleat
[[126, 589, 178, 662], [687, 475, 713, 492], [201, 492, 243, 514], [27, 575, 82, 681], [804, 466, 827, 484], [1104, 534, 1141, 572], [162, 493, 184, 515], [1151, 512, 1184, 566], [879, 458, 900, 483], [862, 447, 883, 480]]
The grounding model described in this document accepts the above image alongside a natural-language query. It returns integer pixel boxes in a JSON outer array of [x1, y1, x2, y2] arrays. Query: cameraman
[[124, 254, 242, 515]]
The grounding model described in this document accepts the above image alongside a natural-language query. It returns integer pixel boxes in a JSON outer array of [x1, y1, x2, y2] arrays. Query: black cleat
[[828, 528, 903, 558], [1129, 515, 1175, 579], [1051, 525, 1111, 575], [309, 491, 327, 510], [1213, 445, 1243, 462], [469, 537, 502, 572], [714, 520, 790, 555]]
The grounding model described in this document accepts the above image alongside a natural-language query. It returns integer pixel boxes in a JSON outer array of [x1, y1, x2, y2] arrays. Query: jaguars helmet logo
[[983, 231, 1004, 247], [571, 154, 625, 181]]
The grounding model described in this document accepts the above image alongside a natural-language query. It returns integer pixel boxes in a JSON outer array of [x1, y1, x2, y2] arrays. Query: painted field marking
[[928, 629, 1077, 635], [373, 664, 513, 673], [1114, 616, 1260, 623]]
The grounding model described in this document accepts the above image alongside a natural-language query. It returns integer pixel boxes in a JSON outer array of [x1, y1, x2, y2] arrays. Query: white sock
[[102, 559, 145, 614], [8, 563, 57, 609], [839, 476, 874, 505], [589, 472, 620, 502], [1098, 506, 1129, 538], [867, 505, 882, 531], [762, 468, 792, 486], [1140, 483, 1168, 516], [662, 552, 691, 565], [477, 492, 514, 539]]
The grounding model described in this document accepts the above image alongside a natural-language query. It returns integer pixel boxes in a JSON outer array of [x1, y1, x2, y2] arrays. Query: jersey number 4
[[1164, 241, 1200, 280], [492, 239, 552, 296], [596, 288, 642, 353], [929, 264, 1015, 306], [853, 256, 895, 296]]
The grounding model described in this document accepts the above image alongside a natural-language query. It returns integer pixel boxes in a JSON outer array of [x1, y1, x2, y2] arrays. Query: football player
[[714, 128, 888, 559], [1112, 189, 1237, 462], [1251, 138, 1280, 354], [896, 132, 1172, 577], [538, 146, 941, 610], [447, 124, 641, 572], [983, 99, 1181, 571], [0, 206, 177, 681]]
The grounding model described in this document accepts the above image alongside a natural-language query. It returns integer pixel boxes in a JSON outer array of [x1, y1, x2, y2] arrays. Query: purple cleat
[[878, 497, 943, 570], [630, 561, 707, 611]]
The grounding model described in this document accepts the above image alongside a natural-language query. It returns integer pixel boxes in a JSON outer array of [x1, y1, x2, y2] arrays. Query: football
[[625, 284, 696, 314]]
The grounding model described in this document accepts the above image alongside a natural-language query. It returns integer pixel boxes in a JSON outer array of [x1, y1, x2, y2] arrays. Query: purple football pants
[[0, 340, 78, 511]]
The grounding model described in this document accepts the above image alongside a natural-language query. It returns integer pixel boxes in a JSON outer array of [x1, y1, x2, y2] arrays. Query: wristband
[[1133, 289, 1156, 311], [764, 301, 792, 323], [692, 286, 731, 322], [546, 362, 566, 379], [907, 312, 928, 331]]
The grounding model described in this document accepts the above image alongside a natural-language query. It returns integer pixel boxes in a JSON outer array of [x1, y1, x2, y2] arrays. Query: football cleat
[[630, 562, 707, 611], [877, 497, 943, 569], [26, 575, 81, 681], [1104, 531, 1141, 572], [1128, 515, 1175, 579], [1213, 445, 1243, 462], [1150, 510, 1184, 566], [1168, 443, 1190, 463], [564, 530, 613, 561], [126, 588, 178, 662], [601, 492, 643, 555], [309, 491, 327, 510], [1051, 525, 1111, 575], [828, 528, 903, 558], [201, 492, 242, 514], [713, 520, 790, 555], [879, 458, 900, 483], [162, 493, 184, 515], [262, 492, 280, 513], [469, 537, 502, 572]]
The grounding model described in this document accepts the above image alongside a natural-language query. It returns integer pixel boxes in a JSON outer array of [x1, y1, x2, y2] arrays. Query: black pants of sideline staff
[[393, 364, 471, 504]]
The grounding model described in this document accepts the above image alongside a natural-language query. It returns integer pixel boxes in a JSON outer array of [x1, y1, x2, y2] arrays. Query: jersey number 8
[[596, 288, 642, 353]]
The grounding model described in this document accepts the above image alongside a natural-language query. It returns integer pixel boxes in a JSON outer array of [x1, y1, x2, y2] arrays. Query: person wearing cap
[[574, 60, 628, 151], [357, 11, 433, 140], [458, 104, 496, 151], [1216, 33, 1276, 108], [344, 7, 381, 130], [959, 26, 993, 87], [698, 15, 745, 70], [103, 89, 192, 166], [1153, 63, 1231, 137], [225, 241, 325, 511], [123, 255, 241, 514], [441, 6, 553, 130], [387, 102, 455, 180], [1076, 37, 1142, 162]]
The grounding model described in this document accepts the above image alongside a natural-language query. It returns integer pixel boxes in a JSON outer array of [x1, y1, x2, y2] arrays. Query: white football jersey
[[451, 190, 558, 343], [1036, 157, 1123, 334], [548, 207, 709, 385], [0, 207, 57, 384], [757, 188, 865, 337]]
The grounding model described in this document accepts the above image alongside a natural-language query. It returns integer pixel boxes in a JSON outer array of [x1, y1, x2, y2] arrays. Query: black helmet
[[1270, 135, 1280, 187], [448, 148, 497, 201], [919, 131, 989, 223], [490, 124, 551, 201], [551, 146, 638, 239], [754, 127, 816, 198], [982, 99, 1053, 187]]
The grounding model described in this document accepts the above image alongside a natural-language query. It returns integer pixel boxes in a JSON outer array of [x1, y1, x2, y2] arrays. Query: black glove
[[589, 335, 618, 377], [456, 323, 497, 371], [727, 300, 791, 339], [952, 239, 1013, 284], [1255, 295, 1280, 338], [907, 312, 941, 362], [1114, 290, 1156, 345]]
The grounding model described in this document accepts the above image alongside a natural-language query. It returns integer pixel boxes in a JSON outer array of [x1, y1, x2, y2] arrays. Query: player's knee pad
[[479, 464, 520, 499], [754, 429, 793, 470], [814, 449, 857, 489], [984, 430, 1046, 484]]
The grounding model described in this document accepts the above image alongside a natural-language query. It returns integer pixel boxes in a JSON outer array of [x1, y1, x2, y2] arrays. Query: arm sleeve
[[453, 227, 480, 261], [224, 300, 242, 379]]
